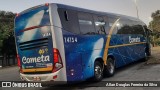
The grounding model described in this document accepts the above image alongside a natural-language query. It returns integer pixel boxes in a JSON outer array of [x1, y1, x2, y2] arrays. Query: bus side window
[[93, 15, 106, 34], [132, 21, 145, 36], [117, 19, 131, 34], [118, 19, 139, 34], [103, 16, 110, 34], [78, 12, 96, 35], [143, 26, 151, 38], [108, 16, 118, 34], [58, 9, 80, 34]]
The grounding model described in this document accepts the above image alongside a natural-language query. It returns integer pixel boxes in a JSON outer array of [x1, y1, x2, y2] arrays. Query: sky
[[0, 0, 159, 25]]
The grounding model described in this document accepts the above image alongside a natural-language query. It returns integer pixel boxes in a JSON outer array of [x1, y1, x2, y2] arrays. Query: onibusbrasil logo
[[2, 82, 42, 87]]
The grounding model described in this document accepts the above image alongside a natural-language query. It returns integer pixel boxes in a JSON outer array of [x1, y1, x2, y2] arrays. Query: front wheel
[[93, 61, 103, 81], [142, 52, 149, 62]]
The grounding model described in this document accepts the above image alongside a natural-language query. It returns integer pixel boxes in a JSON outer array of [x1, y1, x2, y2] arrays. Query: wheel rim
[[108, 61, 114, 74], [95, 65, 102, 79]]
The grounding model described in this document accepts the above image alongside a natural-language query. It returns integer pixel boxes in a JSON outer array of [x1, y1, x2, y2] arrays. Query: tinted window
[[58, 9, 80, 34], [108, 17, 118, 34], [117, 19, 134, 34], [78, 12, 95, 35], [103, 16, 110, 34], [132, 21, 145, 35], [116, 19, 145, 35], [93, 15, 106, 34]]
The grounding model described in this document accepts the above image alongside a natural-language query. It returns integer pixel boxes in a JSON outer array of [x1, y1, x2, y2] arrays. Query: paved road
[[1, 47, 160, 90]]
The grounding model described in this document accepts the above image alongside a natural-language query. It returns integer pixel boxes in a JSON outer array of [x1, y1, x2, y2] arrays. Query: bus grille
[[19, 38, 48, 51]]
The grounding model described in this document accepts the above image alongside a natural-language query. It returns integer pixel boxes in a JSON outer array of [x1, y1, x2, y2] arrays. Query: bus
[[14, 3, 151, 83]]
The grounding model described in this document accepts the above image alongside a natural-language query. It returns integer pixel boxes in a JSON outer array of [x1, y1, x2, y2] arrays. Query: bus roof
[[17, 3, 146, 25], [56, 4, 140, 20]]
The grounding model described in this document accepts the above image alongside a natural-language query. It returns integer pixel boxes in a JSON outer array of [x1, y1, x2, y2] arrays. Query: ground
[[147, 46, 160, 64], [1, 47, 160, 90]]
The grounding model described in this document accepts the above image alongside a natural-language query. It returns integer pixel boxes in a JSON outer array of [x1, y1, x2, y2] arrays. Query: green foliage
[[149, 10, 160, 32], [149, 10, 160, 46], [154, 38, 160, 45], [0, 10, 15, 47]]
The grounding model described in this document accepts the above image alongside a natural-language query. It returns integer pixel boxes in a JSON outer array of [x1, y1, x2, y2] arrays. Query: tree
[[0, 11, 15, 48], [149, 10, 160, 32], [149, 10, 160, 46], [0, 10, 15, 55]]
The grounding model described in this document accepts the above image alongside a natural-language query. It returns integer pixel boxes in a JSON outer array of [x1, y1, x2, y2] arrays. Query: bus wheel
[[93, 61, 103, 81], [104, 58, 115, 77], [142, 52, 148, 62]]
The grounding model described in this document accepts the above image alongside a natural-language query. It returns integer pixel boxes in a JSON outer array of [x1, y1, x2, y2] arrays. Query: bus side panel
[[65, 52, 83, 81], [108, 35, 127, 68], [82, 50, 104, 80], [121, 35, 139, 63], [81, 52, 93, 80], [81, 36, 105, 80], [109, 34, 146, 68], [63, 35, 105, 81], [125, 34, 146, 61], [108, 48, 127, 68]]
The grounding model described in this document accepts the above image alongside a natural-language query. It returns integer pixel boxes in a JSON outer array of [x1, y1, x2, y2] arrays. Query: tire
[[148, 48, 151, 56], [142, 52, 148, 62], [93, 61, 103, 81], [104, 58, 115, 77]]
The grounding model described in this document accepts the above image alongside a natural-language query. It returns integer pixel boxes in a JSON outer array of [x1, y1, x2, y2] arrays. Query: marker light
[[16, 54, 21, 67], [16, 13, 19, 17], [45, 3, 49, 6], [16, 54, 23, 73]]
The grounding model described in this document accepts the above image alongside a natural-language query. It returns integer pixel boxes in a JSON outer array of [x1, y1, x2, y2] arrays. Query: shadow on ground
[[40, 60, 146, 90]]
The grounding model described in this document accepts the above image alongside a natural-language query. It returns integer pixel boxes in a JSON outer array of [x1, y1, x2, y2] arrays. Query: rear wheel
[[104, 58, 115, 77], [93, 61, 103, 81]]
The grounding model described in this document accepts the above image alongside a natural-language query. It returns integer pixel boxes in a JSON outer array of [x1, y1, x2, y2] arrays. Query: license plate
[[33, 77, 41, 81]]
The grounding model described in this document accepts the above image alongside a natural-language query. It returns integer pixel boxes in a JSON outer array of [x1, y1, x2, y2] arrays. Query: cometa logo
[[22, 55, 50, 64], [129, 36, 140, 43]]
